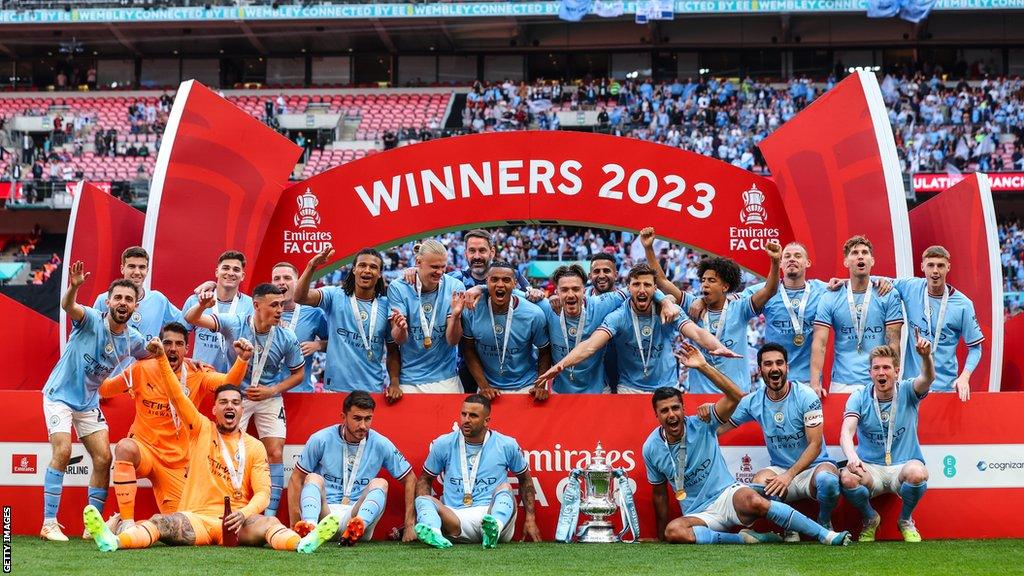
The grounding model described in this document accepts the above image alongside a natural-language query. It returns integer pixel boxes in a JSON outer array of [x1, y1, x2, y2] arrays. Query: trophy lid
[[588, 441, 610, 471]]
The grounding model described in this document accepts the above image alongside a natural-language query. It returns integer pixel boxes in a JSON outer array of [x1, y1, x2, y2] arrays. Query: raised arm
[[294, 246, 333, 306], [748, 240, 782, 312], [61, 260, 89, 323], [446, 292, 466, 345], [148, 338, 203, 429], [674, 342, 745, 421], [182, 290, 218, 331], [640, 227, 683, 302], [911, 327, 935, 397]]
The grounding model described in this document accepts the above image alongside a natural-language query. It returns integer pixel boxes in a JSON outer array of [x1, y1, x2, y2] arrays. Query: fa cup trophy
[[555, 442, 640, 543]]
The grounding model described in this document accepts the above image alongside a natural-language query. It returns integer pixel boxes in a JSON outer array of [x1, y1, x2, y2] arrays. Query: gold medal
[[463, 494, 473, 506], [675, 489, 686, 501], [104, 344, 114, 354], [342, 496, 350, 505], [423, 336, 432, 349], [885, 453, 892, 466], [793, 334, 805, 347], [367, 351, 373, 361], [233, 489, 243, 500]]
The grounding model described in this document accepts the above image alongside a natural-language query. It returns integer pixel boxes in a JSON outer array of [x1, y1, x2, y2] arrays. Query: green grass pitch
[[10, 536, 1024, 576]]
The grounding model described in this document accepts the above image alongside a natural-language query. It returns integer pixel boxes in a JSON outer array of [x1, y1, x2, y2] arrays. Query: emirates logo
[[739, 184, 767, 226], [294, 188, 321, 229]]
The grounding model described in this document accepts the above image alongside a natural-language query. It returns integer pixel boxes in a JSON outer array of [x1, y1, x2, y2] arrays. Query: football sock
[[815, 471, 840, 525], [415, 496, 442, 530], [356, 488, 387, 526], [267, 463, 284, 517], [490, 489, 516, 530], [299, 483, 323, 523], [842, 484, 877, 519], [117, 521, 160, 549], [113, 460, 137, 521], [267, 524, 301, 551], [88, 486, 109, 514], [693, 526, 745, 544], [43, 467, 64, 521], [899, 481, 927, 522], [766, 500, 828, 541]]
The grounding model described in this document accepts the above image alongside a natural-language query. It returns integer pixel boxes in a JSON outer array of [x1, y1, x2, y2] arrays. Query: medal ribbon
[[248, 316, 276, 389], [459, 430, 491, 505], [349, 295, 379, 359], [780, 283, 810, 340], [416, 274, 441, 347], [630, 307, 656, 376], [559, 302, 586, 380], [845, 283, 873, 352], [872, 383, 898, 466], [488, 297, 515, 373], [341, 434, 367, 503], [218, 430, 246, 494], [923, 286, 949, 349]]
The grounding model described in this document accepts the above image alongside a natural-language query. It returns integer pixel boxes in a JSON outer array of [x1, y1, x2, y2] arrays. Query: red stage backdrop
[[759, 70, 913, 280], [60, 182, 145, 349], [1, 393, 1022, 540], [1003, 315, 1024, 392], [908, 174, 1003, 391], [142, 80, 302, 306], [252, 131, 794, 279], [0, 295, 59, 390]]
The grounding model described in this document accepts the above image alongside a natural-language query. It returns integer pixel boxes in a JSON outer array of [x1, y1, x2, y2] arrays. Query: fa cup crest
[[295, 188, 321, 229], [740, 184, 767, 225]]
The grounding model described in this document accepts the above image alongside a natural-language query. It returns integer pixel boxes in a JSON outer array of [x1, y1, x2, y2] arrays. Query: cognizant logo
[[977, 460, 1024, 472]]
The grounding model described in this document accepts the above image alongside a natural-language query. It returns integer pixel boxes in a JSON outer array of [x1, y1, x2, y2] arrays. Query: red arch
[[253, 131, 794, 280]]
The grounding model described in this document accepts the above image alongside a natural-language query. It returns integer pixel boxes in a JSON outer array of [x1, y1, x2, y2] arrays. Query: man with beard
[[588, 252, 623, 391], [542, 264, 681, 393], [840, 334, 935, 542], [271, 262, 328, 392], [640, 227, 782, 393], [40, 263, 149, 541], [84, 338, 340, 553], [93, 246, 182, 341], [414, 394, 541, 549], [181, 251, 254, 372], [586, 253, 619, 297], [295, 247, 397, 393], [811, 236, 904, 396], [700, 343, 840, 539], [735, 243, 829, 384], [535, 264, 737, 394], [405, 229, 543, 393], [387, 239, 469, 398], [461, 262, 550, 399], [184, 283, 305, 519], [643, 343, 850, 546], [98, 322, 249, 532], [881, 246, 984, 400], [288, 391, 417, 545]]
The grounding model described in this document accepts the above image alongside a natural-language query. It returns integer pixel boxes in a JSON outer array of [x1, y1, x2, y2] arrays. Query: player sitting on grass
[[413, 394, 542, 549], [288, 391, 418, 545], [644, 343, 851, 546], [84, 337, 339, 553]]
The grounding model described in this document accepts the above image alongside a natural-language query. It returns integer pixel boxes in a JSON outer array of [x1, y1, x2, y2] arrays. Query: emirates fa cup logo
[[295, 188, 321, 229], [740, 184, 767, 226]]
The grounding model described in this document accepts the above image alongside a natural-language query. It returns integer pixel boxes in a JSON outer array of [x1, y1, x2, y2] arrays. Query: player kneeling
[[84, 338, 339, 553], [644, 344, 850, 546], [288, 391, 418, 545]]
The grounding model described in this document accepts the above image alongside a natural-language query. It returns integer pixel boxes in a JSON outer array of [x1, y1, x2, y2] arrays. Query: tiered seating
[[38, 153, 155, 183], [229, 92, 448, 142], [298, 148, 376, 180], [0, 95, 162, 136]]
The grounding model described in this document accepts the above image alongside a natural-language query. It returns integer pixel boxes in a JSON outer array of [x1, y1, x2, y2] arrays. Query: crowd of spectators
[[1001, 216, 1024, 318]]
